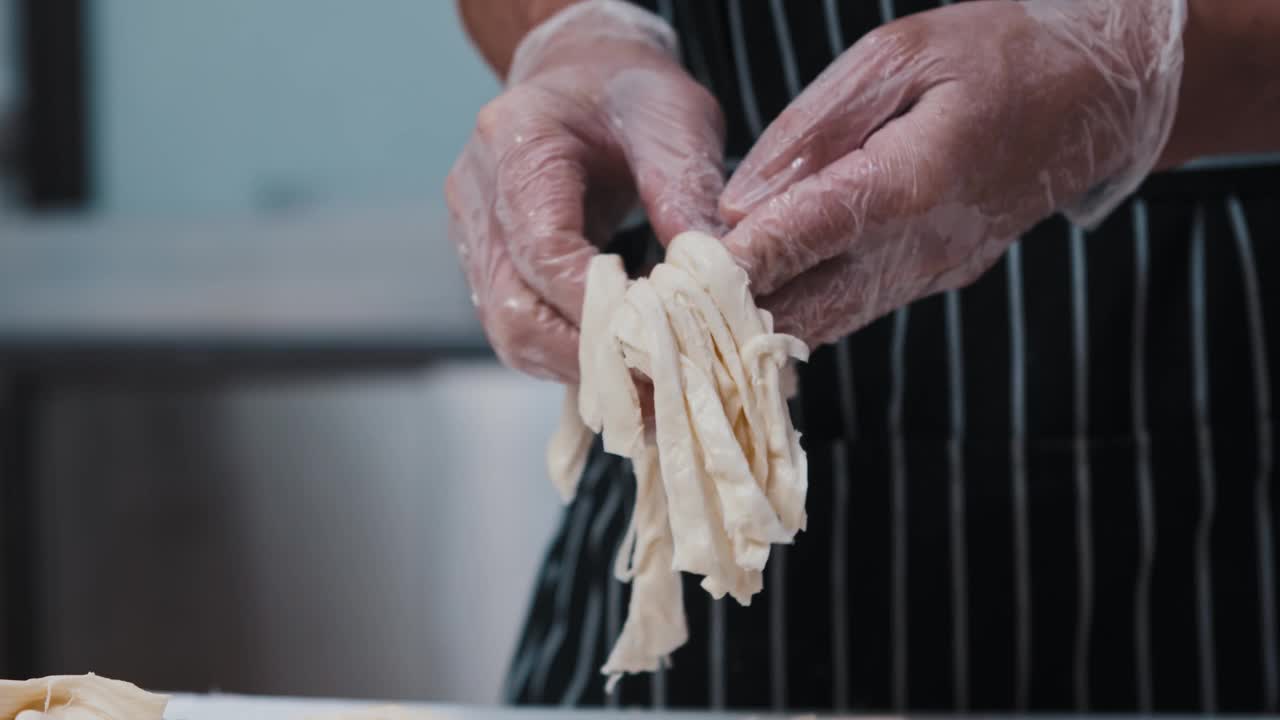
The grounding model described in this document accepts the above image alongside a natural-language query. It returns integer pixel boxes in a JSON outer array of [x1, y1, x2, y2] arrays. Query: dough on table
[[548, 230, 809, 689], [306, 706, 427, 720], [0, 673, 167, 720]]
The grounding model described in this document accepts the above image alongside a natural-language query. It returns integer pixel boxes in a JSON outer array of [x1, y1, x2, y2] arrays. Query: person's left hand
[[717, 0, 1186, 347]]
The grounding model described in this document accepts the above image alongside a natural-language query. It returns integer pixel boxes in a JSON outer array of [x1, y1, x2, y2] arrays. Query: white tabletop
[[165, 694, 474, 719], [88, 692, 1269, 720], [165, 694, 380, 719], [162, 695, 721, 720]]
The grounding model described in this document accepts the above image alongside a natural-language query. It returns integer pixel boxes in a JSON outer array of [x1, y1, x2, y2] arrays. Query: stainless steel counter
[[164, 695, 709, 720]]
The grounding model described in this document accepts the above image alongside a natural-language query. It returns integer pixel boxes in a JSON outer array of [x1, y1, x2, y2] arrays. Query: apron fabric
[[503, 1, 1280, 712]]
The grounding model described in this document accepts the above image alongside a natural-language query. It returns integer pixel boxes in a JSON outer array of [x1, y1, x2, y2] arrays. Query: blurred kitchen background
[[0, 0, 565, 703]]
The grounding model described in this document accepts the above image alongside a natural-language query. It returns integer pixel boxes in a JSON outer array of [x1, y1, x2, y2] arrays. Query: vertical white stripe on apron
[[710, 596, 726, 709], [561, 584, 605, 706], [770, 547, 789, 710], [606, 466, 626, 709], [504, 524, 570, 702], [726, 0, 764, 137], [1227, 195, 1279, 711], [832, 440, 853, 711], [1070, 225, 1094, 711], [606, 570, 621, 708], [818, 3, 856, 705], [655, 0, 673, 23], [822, 0, 856, 436], [766, 5, 807, 709], [529, 458, 607, 701], [945, 289, 970, 711], [878, 3, 908, 707], [561, 478, 625, 705], [939, 0, 967, 699], [890, 307, 911, 710], [833, 342, 858, 712], [505, 640, 539, 704], [1008, 242, 1032, 711], [836, 341, 859, 441], [822, 0, 845, 57], [1189, 204, 1218, 713], [652, 663, 667, 708], [668, 1, 713, 90], [1130, 199, 1156, 713], [879, 0, 897, 24], [654, 0, 717, 92], [767, 0, 803, 98]]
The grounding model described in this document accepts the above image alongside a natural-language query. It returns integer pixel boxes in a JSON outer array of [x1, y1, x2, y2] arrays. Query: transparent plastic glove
[[445, 0, 727, 382], [718, 0, 1186, 348]]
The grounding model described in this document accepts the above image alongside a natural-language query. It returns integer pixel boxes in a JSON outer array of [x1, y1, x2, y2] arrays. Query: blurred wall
[[0, 0, 15, 207], [0, 0, 11, 101], [34, 0, 567, 704], [90, 0, 498, 215], [39, 368, 564, 702]]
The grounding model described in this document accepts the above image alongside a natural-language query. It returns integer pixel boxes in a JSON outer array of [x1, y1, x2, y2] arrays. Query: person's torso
[[509, 2, 1280, 712]]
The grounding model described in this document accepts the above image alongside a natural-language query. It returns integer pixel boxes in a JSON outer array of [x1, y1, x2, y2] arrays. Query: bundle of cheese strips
[[546, 230, 810, 690]]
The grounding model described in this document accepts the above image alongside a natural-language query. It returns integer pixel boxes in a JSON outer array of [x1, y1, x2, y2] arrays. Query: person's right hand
[[716, 0, 1185, 349], [446, 0, 727, 383]]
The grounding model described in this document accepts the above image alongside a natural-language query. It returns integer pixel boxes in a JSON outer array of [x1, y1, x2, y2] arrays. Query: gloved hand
[[718, 0, 1186, 347], [446, 0, 727, 382]]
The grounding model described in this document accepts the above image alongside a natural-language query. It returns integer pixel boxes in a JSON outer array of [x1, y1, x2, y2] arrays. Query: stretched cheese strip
[[664, 232, 764, 335], [551, 255, 642, 510], [649, 263, 770, 492], [650, 265, 787, 571], [617, 280, 719, 578], [678, 354, 764, 603], [668, 233, 809, 531], [600, 446, 687, 684], [743, 333, 810, 533], [546, 385, 593, 503], [578, 255, 630, 435], [664, 234, 774, 488], [592, 327, 644, 458]]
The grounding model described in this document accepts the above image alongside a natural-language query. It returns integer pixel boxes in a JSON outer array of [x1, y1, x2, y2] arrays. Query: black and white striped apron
[[503, 1, 1280, 712]]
